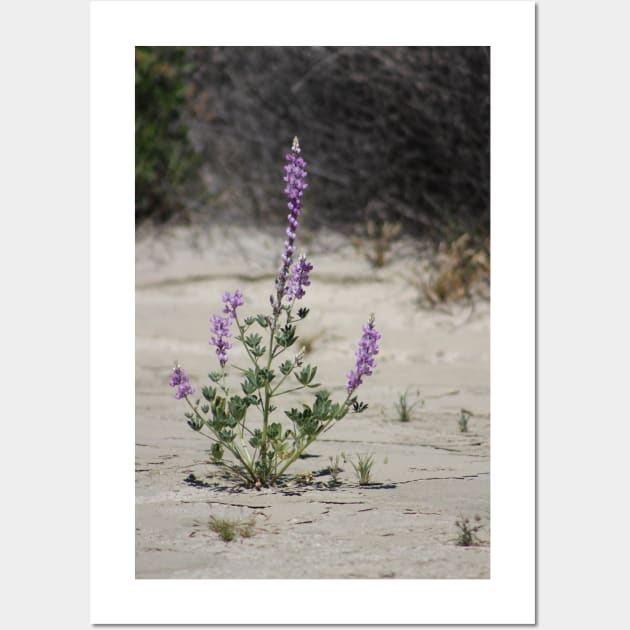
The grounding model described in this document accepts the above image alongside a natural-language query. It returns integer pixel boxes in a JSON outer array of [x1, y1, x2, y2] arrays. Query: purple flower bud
[[346, 315, 381, 393], [209, 314, 233, 368], [222, 289, 244, 318], [286, 253, 313, 301], [169, 364, 195, 400]]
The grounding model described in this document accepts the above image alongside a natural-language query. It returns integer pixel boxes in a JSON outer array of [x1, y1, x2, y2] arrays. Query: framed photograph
[[91, 0, 534, 624]]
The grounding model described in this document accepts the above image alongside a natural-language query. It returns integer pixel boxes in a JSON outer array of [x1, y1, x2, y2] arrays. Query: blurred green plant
[[458, 408, 473, 433], [394, 388, 424, 422], [135, 46, 203, 224]]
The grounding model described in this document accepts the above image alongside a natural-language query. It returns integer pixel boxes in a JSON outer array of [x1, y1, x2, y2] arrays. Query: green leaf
[[267, 422, 282, 440], [275, 324, 297, 349], [208, 371, 223, 383], [256, 367, 275, 386], [219, 429, 236, 443], [228, 396, 247, 422], [244, 333, 263, 349], [296, 365, 318, 386], [187, 417, 204, 432], [279, 360, 294, 376], [211, 442, 224, 462], [249, 429, 263, 448], [202, 386, 217, 402], [241, 379, 257, 395], [255, 314, 269, 328]]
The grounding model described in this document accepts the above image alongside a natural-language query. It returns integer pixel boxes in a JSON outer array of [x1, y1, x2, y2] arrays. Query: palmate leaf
[[279, 360, 294, 376], [228, 395, 247, 422], [295, 365, 318, 386], [275, 324, 297, 348], [208, 371, 223, 383], [202, 386, 217, 402], [244, 333, 263, 348]]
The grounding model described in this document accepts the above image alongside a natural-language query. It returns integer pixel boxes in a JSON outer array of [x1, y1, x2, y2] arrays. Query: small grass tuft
[[420, 233, 490, 306], [353, 219, 402, 268], [350, 453, 375, 485], [208, 515, 256, 542], [394, 388, 424, 422], [454, 514, 484, 546], [458, 408, 473, 433], [328, 455, 342, 485]]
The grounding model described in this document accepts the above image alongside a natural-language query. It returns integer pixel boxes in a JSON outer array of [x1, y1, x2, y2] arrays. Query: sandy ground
[[135, 225, 490, 579]]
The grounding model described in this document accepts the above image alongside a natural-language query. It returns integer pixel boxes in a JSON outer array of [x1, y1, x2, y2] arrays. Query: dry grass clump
[[421, 233, 489, 305], [208, 515, 256, 542], [454, 514, 484, 546], [353, 219, 402, 268]]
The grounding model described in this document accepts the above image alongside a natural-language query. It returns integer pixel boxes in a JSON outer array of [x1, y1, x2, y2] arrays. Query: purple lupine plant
[[209, 314, 233, 367], [169, 364, 195, 400], [169, 137, 380, 488], [274, 137, 308, 310], [346, 314, 381, 393], [286, 253, 313, 301]]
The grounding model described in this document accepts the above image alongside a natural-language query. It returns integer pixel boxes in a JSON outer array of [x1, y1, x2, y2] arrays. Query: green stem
[[273, 384, 308, 397], [260, 323, 276, 470], [234, 313, 261, 369]]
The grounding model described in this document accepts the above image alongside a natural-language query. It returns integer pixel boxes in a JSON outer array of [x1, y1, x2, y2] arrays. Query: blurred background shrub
[[136, 46, 489, 243], [135, 46, 204, 223]]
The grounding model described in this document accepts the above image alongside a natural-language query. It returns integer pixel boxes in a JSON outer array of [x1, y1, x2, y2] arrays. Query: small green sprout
[[350, 453, 375, 485], [394, 388, 424, 422], [458, 408, 473, 432]]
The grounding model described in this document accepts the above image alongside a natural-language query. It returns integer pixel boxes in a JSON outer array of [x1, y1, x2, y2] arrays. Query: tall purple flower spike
[[286, 253, 313, 301], [209, 314, 233, 368], [274, 137, 308, 309], [169, 364, 195, 400], [346, 315, 381, 393]]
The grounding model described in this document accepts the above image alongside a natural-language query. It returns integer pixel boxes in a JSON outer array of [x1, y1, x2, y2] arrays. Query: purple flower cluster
[[222, 289, 244, 318], [286, 253, 313, 301], [169, 365, 195, 400], [275, 137, 308, 306], [209, 314, 233, 368], [346, 315, 381, 393]]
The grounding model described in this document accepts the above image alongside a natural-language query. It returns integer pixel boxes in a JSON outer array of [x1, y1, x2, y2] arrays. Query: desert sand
[[135, 224, 490, 579]]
